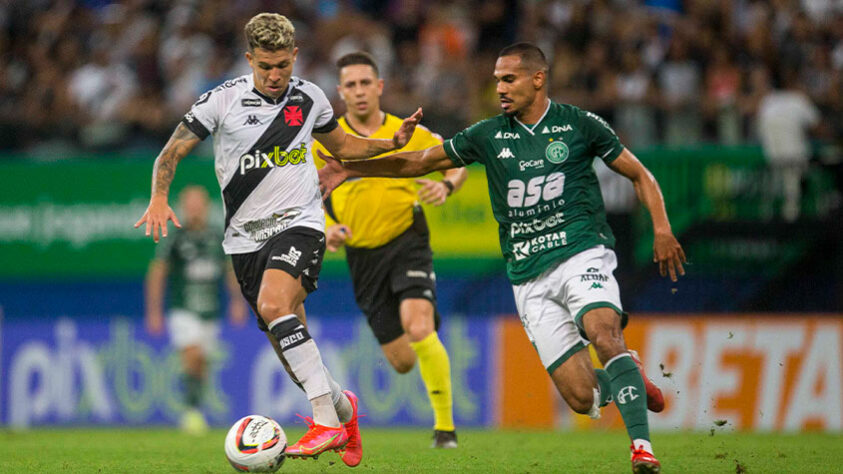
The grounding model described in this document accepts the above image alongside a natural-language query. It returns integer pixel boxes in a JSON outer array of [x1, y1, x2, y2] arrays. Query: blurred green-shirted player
[[318, 43, 687, 474], [144, 186, 247, 435]]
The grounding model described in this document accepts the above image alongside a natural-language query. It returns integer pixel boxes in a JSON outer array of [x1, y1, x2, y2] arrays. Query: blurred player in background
[[144, 185, 247, 435], [314, 52, 468, 448], [318, 43, 686, 474], [135, 13, 422, 464]]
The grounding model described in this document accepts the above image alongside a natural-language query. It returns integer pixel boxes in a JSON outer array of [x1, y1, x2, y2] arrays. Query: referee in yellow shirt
[[314, 52, 467, 448]]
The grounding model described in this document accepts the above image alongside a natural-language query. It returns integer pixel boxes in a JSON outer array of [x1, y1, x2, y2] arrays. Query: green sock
[[605, 355, 649, 441], [594, 369, 612, 407], [184, 374, 204, 408]]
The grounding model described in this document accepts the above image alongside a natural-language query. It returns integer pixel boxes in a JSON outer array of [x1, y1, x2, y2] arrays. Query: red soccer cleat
[[286, 418, 348, 460], [339, 390, 362, 467], [631, 444, 661, 473], [628, 350, 665, 413]]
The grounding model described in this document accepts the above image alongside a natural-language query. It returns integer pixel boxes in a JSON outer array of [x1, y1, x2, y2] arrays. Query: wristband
[[442, 180, 455, 196]]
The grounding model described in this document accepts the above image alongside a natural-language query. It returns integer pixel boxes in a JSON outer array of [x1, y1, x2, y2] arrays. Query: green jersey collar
[[513, 99, 551, 135]]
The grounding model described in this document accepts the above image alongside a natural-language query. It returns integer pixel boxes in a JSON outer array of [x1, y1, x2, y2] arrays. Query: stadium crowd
[[0, 0, 840, 155]]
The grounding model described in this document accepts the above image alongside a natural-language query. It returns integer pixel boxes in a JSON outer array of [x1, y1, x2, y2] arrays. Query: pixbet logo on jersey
[[239, 143, 308, 174]]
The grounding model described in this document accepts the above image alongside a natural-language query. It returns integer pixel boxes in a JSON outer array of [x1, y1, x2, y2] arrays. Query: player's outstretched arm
[[417, 167, 468, 206], [134, 123, 201, 242], [314, 107, 423, 160], [607, 148, 687, 282], [317, 144, 455, 199]]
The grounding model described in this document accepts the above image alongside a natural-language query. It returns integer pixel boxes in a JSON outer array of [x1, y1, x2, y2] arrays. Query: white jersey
[[182, 74, 338, 254]]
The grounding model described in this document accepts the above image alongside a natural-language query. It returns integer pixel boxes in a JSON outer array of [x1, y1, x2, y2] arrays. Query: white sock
[[324, 367, 353, 423], [268, 316, 332, 404], [311, 393, 340, 428], [588, 388, 602, 420], [633, 439, 653, 455]]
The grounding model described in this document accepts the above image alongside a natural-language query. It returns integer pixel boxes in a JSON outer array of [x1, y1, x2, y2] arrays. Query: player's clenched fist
[[325, 224, 352, 252]]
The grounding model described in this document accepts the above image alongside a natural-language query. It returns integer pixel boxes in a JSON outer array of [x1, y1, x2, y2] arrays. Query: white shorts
[[167, 309, 221, 354], [512, 245, 626, 373]]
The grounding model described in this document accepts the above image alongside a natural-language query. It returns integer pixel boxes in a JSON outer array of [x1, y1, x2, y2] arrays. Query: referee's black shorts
[[345, 206, 440, 344], [231, 226, 326, 332]]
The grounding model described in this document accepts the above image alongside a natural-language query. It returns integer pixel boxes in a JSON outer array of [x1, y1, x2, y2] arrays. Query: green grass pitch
[[0, 428, 840, 473]]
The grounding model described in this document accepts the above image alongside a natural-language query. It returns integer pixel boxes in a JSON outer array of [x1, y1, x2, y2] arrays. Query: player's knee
[[257, 299, 290, 322], [404, 320, 433, 342], [566, 386, 595, 414], [589, 331, 625, 360], [584, 317, 624, 356]]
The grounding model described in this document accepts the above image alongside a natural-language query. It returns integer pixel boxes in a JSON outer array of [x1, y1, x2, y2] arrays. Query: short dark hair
[[498, 42, 548, 72], [336, 51, 379, 77]]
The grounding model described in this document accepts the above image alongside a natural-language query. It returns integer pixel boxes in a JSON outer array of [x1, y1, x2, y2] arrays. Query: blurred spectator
[[159, 7, 213, 115], [757, 69, 822, 222], [613, 48, 658, 149], [657, 35, 701, 147], [68, 42, 137, 149], [705, 44, 742, 145], [0, 0, 839, 154]]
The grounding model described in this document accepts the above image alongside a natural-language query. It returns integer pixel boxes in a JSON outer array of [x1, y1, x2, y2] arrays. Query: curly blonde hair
[[244, 13, 295, 52]]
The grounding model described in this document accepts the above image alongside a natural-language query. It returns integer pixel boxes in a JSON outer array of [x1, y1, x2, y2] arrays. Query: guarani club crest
[[545, 141, 569, 164]]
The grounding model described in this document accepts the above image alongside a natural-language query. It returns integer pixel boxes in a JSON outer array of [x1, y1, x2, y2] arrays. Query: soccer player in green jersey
[[318, 43, 686, 473], [145, 185, 248, 435]]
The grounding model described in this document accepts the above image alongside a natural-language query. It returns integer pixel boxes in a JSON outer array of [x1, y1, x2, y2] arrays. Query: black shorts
[[345, 206, 440, 344], [231, 226, 326, 331]]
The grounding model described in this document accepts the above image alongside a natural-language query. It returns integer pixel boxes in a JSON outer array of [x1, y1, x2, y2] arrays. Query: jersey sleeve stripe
[[602, 145, 624, 163], [181, 116, 210, 140], [313, 117, 339, 134], [446, 140, 467, 166]]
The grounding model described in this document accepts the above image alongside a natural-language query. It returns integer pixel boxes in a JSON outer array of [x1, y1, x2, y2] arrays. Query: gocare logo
[[239, 143, 308, 175], [518, 160, 544, 171]]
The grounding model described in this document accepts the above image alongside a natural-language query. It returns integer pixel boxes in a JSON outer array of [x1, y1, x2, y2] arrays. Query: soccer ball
[[224, 415, 287, 472]]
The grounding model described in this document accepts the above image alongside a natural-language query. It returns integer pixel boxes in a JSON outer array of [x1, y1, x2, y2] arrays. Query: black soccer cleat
[[431, 430, 458, 449]]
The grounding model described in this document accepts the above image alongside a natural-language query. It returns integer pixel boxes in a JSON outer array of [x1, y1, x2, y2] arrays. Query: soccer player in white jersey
[[135, 13, 422, 465]]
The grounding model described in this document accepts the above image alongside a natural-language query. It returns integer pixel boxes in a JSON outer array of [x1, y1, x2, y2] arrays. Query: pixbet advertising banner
[[2, 314, 840, 431], [0, 315, 493, 428]]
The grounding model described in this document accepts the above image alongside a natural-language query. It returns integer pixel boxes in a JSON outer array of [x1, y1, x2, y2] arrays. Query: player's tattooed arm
[[135, 123, 201, 243], [151, 123, 201, 197]]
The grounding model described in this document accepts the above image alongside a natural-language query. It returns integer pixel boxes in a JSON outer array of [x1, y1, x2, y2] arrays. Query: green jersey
[[443, 101, 623, 284], [155, 227, 226, 320]]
